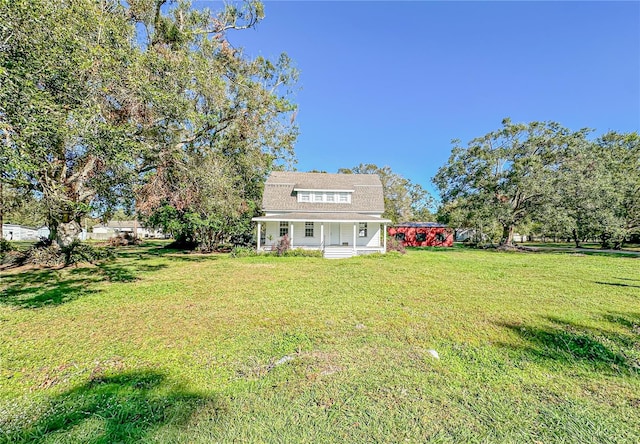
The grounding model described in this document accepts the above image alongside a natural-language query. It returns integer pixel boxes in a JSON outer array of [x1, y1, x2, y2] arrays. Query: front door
[[330, 223, 340, 245]]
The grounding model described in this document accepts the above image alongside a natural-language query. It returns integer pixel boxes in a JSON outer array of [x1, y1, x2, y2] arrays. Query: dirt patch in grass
[[301, 351, 343, 379]]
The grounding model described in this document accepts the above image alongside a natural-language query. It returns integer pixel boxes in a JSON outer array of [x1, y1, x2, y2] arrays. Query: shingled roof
[[262, 171, 385, 213]]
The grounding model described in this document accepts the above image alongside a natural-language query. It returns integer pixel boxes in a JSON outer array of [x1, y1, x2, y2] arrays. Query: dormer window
[[296, 190, 352, 203]]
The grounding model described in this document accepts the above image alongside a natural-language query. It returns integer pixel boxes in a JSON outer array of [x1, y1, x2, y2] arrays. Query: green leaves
[[1, 0, 141, 234], [2, 0, 298, 247], [435, 119, 639, 248], [434, 120, 586, 245], [339, 164, 435, 223]]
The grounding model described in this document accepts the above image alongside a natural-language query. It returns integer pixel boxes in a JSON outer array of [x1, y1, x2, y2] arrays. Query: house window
[[305, 222, 314, 237], [395, 232, 405, 241], [416, 232, 426, 242], [279, 221, 289, 237], [436, 232, 447, 242], [295, 190, 351, 203], [296, 190, 351, 204], [358, 222, 367, 237]]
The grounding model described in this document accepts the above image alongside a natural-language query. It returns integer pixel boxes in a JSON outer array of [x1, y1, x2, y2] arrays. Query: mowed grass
[[520, 242, 640, 253], [0, 244, 638, 443]]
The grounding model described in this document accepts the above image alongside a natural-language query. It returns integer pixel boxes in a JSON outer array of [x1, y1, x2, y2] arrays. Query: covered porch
[[252, 213, 391, 258]]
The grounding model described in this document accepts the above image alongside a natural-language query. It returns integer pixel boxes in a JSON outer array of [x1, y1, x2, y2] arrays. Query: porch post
[[383, 224, 387, 252], [320, 223, 324, 249], [257, 222, 261, 251], [353, 223, 357, 254], [290, 222, 294, 249]]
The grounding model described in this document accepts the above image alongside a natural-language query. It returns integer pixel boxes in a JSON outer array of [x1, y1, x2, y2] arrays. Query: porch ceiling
[[252, 212, 391, 223]]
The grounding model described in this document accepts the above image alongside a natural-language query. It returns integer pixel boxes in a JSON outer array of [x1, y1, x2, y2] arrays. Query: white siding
[[263, 222, 282, 249], [336, 223, 348, 246], [260, 220, 384, 252], [290, 221, 319, 247], [357, 223, 381, 248], [2, 224, 39, 241]]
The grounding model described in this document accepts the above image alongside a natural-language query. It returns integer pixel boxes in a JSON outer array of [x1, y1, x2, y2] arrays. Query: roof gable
[[262, 172, 385, 213]]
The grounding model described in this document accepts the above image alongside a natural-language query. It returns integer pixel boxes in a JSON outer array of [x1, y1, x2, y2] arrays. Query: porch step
[[323, 247, 355, 259]]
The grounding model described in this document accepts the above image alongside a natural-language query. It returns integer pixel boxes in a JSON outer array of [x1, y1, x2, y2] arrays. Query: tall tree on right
[[600, 131, 640, 247], [434, 119, 585, 246], [544, 131, 639, 249], [547, 136, 618, 247]]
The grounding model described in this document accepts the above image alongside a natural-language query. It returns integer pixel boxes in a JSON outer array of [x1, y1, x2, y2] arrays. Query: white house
[[252, 172, 392, 258], [2, 223, 47, 241], [91, 220, 165, 240], [36, 226, 51, 239]]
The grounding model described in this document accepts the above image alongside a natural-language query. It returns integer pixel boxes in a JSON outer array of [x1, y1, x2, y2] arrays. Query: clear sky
[[197, 1, 640, 196]]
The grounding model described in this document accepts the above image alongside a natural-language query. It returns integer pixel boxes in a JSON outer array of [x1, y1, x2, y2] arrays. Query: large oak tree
[[0, 0, 298, 247], [434, 119, 586, 246]]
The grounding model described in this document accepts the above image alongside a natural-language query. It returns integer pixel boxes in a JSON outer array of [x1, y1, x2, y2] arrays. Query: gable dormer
[[294, 188, 354, 204]]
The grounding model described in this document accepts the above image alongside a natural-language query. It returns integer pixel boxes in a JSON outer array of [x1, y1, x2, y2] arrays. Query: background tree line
[[2, 2, 636, 251], [434, 119, 639, 249]]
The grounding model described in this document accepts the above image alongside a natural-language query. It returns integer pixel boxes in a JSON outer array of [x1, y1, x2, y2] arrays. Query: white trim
[[257, 222, 261, 250], [353, 223, 357, 254], [296, 191, 352, 204], [263, 210, 383, 215], [290, 223, 294, 248], [254, 216, 392, 223], [293, 188, 354, 193], [384, 224, 387, 251]]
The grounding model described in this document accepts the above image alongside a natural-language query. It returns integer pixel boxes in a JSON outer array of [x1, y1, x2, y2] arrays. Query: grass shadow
[[497, 314, 640, 375], [0, 269, 103, 309], [1, 370, 224, 443], [600, 312, 640, 336], [112, 241, 222, 262], [1, 261, 169, 309], [1, 243, 220, 308], [164, 254, 221, 262], [90, 262, 168, 283], [568, 251, 639, 258], [594, 281, 640, 289]]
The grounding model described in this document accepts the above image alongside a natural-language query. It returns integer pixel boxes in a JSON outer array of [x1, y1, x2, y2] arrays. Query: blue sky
[[197, 1, 639, 196]]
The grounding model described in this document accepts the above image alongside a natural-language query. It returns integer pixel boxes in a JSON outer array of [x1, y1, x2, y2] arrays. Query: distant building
[[90, 220, 165, 239], [2, 224, 49, 241]]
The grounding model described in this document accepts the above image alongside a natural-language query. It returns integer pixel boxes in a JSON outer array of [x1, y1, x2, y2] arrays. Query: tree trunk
[[55, 220, 82, 248], [599, 232, 612, 249], [501, 224, 514, 246], [571, 229, 581, 248]]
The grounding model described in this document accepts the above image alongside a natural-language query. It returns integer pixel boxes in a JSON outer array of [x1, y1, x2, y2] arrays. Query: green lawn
[[1, 244, 638, 443], [520, 241, 640, 253]]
